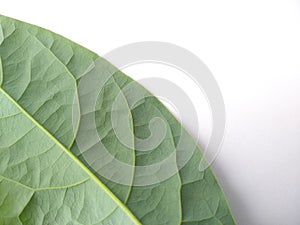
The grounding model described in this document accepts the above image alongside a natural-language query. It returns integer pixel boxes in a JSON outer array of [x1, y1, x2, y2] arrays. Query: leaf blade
[[0, 14, 236, 225]]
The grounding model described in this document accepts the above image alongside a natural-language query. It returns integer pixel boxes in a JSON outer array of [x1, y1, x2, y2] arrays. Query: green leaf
[[0, 15, 236, 225]]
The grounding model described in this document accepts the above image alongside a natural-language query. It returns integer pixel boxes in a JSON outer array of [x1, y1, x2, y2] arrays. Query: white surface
[[1, 0, 300, 224]]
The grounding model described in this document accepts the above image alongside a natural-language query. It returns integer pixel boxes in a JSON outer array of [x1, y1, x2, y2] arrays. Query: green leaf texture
[[0, 15, 236, 225]]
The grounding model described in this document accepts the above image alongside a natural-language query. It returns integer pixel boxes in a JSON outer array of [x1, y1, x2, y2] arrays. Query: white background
[[1, 0, 300, 224]]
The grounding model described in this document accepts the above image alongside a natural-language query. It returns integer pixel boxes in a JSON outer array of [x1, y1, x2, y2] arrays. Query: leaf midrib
[[0, 87, 142, 225]]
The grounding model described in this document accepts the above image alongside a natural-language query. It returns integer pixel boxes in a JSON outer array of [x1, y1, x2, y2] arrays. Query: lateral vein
[[0, 174, 90, 191]]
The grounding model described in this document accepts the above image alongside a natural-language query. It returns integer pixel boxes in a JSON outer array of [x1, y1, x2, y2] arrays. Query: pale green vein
[[0, 174, 90, 191], [0, 24, 3, 46], [28, 33, 81, 149], [0, 56, 3, 86], [0, 174, 33, 191], [91, 207, 118, 225], [0, 112, 21, 119], [28, 33, 76, 83], [182, 218, 214, 223], [0, 87, 142, 225], [112, 75, 135, 204], [152, 102, 183, 224]]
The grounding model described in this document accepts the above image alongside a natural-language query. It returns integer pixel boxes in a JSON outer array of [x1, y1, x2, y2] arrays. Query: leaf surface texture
[[0, 15, 235, 225]]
